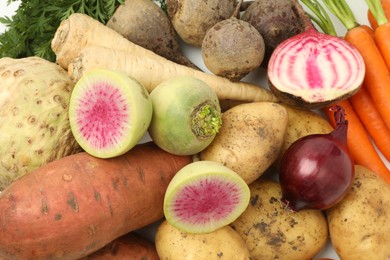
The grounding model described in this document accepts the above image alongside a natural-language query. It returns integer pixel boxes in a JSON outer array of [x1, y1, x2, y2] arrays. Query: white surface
[[0, 1, 388, 259]]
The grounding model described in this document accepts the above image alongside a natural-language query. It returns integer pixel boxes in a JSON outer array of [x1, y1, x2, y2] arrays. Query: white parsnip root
[[51, 13, 279, 103]]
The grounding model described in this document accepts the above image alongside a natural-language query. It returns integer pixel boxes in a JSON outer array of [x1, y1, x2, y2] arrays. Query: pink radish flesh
[[76, 82, 129, 149], [172, 178, 241, 225]]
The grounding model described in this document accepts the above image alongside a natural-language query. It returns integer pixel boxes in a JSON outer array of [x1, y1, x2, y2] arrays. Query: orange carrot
[[367, 0, 390, 29], [323, 101, 390, 185], [323, 0, 390, 129], [367, 0, 390, 71], [344, 26, 390, 130], [349, 86, 390, 162]]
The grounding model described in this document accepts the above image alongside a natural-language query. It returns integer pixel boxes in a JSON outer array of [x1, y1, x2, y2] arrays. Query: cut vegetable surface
[[267, 1, 365, 109], [163, 161, 250, 234], [69, 69, 152, 158]]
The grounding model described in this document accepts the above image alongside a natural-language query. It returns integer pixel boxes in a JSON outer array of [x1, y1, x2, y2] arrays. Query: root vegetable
[[149, 76, 222, 156], [155, 220, 251, 259], [166, 0, 236, 46], [200, 102, 289, 184], [0, 142, 192, 260], [51, 13, 278, 103], [201, 0, 265, 81], [79, 232, 159, 260], [106, 0, 198, 69], [327, 165, 390, 259], [231, 179, 329, 260], [241, 0, 308, 66], [68, 45, 278, 103], [69, 69, 153, 159], [0, 57, 81, 191], [163, 161, 250, 234]]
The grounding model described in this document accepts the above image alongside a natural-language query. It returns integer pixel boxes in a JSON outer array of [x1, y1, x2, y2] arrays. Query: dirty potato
[[155, 220, 251, 259], [327, 165, 390, 259], [200, 102, 288, 184], [231, 179, 328, 260]]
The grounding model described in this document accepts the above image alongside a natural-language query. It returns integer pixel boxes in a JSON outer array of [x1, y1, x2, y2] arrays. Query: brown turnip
[[107, 0, 198, 69], [166, 0, 236, 47], [241, 0, 308, 66], [201, 0, 265, 81]]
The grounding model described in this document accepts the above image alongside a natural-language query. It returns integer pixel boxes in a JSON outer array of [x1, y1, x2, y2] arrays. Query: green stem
[[366, 0, 388, 26], [321, 0, 359, 31], [191, 102, 222, 139], [300, 0, 337, 36]]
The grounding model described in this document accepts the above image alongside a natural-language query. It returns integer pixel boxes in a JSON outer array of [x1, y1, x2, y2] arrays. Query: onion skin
[[279, 106, 355, 211]]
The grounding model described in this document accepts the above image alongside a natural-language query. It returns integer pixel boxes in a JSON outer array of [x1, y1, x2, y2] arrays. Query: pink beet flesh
[[76, 82, 129, 149], [172, 178, 241, 225]]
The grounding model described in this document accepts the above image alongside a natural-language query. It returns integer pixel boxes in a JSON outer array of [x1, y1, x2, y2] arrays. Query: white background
[[0, 1, 387, 259]]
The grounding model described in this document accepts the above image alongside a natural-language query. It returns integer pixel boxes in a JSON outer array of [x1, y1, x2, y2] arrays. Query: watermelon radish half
[[69, 69, 153, 158], [163, 160, 250, 234]]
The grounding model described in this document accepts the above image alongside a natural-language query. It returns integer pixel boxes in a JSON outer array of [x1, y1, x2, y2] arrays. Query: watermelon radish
[[148, 76, 222, 156], [69, 69, 153, 158], [163, 160, 250, 234]]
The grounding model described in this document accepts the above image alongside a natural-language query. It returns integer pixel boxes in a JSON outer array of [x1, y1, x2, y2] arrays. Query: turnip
[[148, 76, 222, 156], [107, 0, 199, 69], [201, 0, 265, 81], [166, 0, 236, 46], [241, 0, 308, 66], [267, 0, 365, 109]]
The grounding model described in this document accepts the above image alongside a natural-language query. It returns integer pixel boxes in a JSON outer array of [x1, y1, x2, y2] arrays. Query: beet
[[241, 0, 308, 66]]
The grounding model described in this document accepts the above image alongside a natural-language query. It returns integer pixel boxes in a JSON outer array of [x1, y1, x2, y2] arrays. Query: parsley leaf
[[0, 0, 124, 61]]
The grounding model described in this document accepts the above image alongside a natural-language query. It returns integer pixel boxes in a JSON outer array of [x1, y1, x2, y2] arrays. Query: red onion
[[279, 106, 355, 211]]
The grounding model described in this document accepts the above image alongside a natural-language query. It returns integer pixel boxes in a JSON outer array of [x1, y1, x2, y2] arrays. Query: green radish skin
[[164, 160, 250, 234], [69, 69, 153, 159], [148, 76, 222, 156]]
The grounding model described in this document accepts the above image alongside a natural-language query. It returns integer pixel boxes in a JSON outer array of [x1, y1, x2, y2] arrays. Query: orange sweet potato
[[0, 142, 192, 260], [80, 232, 159, 260]]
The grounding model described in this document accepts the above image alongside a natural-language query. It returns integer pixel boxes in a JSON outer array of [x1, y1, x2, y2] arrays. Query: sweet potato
[[79, 232, 159, 260], [0, 142, 192, 260]]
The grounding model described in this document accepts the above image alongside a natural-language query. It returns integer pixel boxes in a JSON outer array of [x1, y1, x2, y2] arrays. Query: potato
[[327, 165, 390, 259], [199, 102, 288, 184], [273, 105, 333, 168], [231, 179, 328, 260], [155, 220, 251, 259]]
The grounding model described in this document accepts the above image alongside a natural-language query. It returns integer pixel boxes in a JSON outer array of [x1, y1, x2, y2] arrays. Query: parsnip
[[52, 13, 278, 103], [68, 45, 278, 102]]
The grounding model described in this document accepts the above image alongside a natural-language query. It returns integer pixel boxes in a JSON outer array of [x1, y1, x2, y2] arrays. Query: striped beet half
[[267, 28, 365, 109]]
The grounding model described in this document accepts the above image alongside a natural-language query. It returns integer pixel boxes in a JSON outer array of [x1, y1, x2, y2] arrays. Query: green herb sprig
[[0, 0, 124, 61]]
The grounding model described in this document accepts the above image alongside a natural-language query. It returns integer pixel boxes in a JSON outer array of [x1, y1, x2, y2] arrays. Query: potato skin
[[200, 102, 288, 184], [155, 220, 251, 259], [231, 179, 328, 260], [0, 142, 192, 260], [327, 165, 390, 259]]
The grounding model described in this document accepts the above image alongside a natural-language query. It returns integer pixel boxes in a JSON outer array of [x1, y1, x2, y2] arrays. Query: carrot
[[0, 142, 192, 260], [323, 101, 390, 186], [80, 232, 159, 260], [349, 86, 390, 162], [367, 0, 390, 29], [51, 13, 278, 104], [323, 0, 390, 130], [367, 0, 390, 71]]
